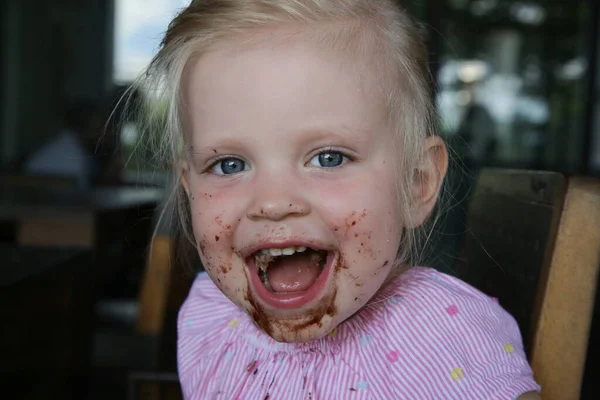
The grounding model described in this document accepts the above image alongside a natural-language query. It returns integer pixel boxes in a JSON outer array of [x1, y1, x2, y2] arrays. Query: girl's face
[[182, 33, 403, 342]]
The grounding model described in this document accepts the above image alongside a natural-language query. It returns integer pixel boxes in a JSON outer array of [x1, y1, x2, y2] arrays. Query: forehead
[[182, 30, 388, 140]]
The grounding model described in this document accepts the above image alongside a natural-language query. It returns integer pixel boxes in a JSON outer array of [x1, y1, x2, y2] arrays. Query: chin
[[242, 283, 341, 343], [264, 315, 337, 343]]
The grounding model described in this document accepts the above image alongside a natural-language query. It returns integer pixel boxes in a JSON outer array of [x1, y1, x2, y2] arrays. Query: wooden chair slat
[[456, 169, 600, 400], [530, 177, 600, 399]]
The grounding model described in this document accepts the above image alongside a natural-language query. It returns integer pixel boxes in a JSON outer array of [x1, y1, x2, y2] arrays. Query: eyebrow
[[187, 137, 246, 159], [297, 126, 353, 140], [295, 125, 373, 146], [189, 123, 373, 157]]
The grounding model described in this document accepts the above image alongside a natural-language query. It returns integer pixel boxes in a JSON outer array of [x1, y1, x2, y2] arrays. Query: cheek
[[322, 179, 402, 289], [318, 174, 402, 245], [332, 214, 399, 319], [190, 205, 245, 298], [312, 164, 401, 223], [339, 211, 401, 270], [187, 195, 236, 272], [185, 177, 251, 297]]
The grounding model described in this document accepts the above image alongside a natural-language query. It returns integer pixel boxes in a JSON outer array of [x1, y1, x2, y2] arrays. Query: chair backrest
[[128, 372, 183, 400], [455, 169, 600, 400], [136, 230, 198, 371], [136, 234, 174, 335]]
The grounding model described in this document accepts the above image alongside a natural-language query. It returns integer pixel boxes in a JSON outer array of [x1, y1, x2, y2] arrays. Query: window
[[434, 0, 593, 173], [113, 0, 190, 176], [113, 0, 190, 85]]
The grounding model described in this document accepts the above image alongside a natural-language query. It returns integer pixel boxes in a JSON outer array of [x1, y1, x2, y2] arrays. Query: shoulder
[[366, 267, 540, 398], [386, 267, 516, 328], [177, 272, 243, 372], [395, 266, 495, 300], [178, 272, 239, 337], [387, 267, 526, 353], [375, 267, 513, 335]]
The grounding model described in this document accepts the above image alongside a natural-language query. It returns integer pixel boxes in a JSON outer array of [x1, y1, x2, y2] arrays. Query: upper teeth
[[259, 246, 307, 257], [255, 246, 309, 273]]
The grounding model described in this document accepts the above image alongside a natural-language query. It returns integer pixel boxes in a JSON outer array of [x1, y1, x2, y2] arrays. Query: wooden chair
[[136, 234, 174, 335], [136, 231, 197, 329], [136, 189, 194, 338], [128, 228, 197, 397], [455, 169, 600, 400], [127, 372, 183, 400]]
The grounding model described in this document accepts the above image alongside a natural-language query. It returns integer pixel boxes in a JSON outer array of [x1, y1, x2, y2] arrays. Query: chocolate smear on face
[[245, 279, 274, 337], [244, 251, 345, 341], [284, 286, 337, 333], [197, 240, 206, 256]]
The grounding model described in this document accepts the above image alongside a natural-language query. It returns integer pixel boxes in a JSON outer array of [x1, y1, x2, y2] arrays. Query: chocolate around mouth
[[242, 251, 344, 340]]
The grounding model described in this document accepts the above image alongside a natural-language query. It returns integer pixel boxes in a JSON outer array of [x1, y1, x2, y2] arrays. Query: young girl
[[134, 0, 541, 398]]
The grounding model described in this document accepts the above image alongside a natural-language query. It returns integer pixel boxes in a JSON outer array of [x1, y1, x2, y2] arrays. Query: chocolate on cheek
[[197, 237, 207, 258], [190, 190, 234, 284], [354, 231, 379, 260], [343, 209, 368, 233], [339, 209, 382, 272], [195, 213, 237, 287], [337, 208, 395, 299]]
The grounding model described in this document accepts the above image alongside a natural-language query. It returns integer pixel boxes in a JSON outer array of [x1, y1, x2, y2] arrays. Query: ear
[[180, 160, 191, 196], [408, 136, 448, 228]]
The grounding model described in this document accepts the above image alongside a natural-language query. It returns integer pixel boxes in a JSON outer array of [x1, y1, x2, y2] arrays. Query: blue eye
[[308, 151, 348, 168], [211, 157, 248, 175]]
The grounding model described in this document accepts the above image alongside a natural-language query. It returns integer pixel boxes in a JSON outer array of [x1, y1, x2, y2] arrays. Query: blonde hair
[[129, 0, 440, 271]]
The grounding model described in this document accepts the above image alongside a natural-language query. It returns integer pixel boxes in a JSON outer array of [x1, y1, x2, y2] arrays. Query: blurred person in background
[[24, 98, 124, 189]]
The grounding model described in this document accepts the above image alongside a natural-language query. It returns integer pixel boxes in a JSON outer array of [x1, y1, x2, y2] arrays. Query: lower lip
[[247, 251, 336, 310]]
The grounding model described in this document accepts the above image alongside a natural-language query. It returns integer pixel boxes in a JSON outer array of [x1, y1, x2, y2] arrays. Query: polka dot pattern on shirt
[[177, 267, 540, 399]]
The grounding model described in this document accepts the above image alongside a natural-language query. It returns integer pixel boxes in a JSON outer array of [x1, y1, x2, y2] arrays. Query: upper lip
[[238, 238, 335, 259]]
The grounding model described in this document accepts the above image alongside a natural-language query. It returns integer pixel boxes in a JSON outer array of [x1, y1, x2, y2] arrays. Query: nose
[[246, 174, 310, 221]]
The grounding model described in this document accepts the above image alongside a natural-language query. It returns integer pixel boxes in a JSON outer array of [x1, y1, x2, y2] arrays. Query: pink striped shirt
[[177, 267, 540, 399]]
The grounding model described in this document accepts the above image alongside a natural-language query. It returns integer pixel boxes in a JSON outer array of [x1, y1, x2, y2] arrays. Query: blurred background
[[1, 0, 599, 399]]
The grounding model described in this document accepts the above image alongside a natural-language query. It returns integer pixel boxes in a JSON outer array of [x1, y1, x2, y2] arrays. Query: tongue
[[267, 252, 323, 293]]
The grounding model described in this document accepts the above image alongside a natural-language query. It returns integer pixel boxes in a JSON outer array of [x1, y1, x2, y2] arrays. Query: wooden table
[[0, 245, 94, 399], [0, 185, 165, 247], [0, 185, 166, 286]]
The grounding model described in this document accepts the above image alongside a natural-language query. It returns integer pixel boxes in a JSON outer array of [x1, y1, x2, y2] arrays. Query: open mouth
[[254, 246, 328, 293], [245, 245, 335, 309]]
